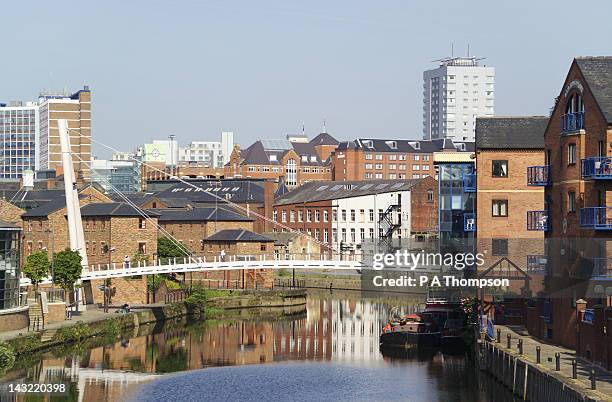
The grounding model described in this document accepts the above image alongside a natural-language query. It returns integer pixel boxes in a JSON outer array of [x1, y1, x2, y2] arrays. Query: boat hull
[[379, 331, 440, 349], [440, 335, 467, 354]]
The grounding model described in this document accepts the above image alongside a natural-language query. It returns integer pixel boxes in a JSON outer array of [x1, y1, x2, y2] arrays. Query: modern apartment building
[[225, 133, 337, 188], [178, 132, 234, 169], [38, 86, 92, 179], [475, 116, 548, 297], [332, 138, 472, 181], [423, 56, 495, 142], [272, 178, 438, 256], [0, 101, 39, 179]]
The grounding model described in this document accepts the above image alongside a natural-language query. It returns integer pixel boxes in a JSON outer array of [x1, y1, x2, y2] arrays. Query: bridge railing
[[86, 252, 365, 272]]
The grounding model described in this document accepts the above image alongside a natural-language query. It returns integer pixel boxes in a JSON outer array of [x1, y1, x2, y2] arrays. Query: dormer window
[[310, 155, 317, 162], [269, 154, 277, 162], [562, 93, 585, 132], [386, 140, 397, 149], [363, 140, 374, 149], [413, 142, 420, 150]]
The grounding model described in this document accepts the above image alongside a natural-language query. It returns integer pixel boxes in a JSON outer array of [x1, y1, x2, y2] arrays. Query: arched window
[[563, 93, 585, 131], [286, 159, 297, 186]]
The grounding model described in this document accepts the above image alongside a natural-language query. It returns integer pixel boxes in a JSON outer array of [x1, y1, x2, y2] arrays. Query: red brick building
[[538, 57, 612, 367], [224, 133, 337, 188]]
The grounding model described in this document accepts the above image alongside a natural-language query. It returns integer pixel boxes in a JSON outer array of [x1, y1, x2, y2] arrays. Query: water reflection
[[0, 292, 510, 402]]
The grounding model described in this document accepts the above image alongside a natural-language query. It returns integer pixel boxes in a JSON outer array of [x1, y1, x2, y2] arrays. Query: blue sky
[[3, 0, 612, 157]]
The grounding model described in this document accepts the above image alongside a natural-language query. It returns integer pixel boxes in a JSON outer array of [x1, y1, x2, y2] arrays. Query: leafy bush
[[0, 343, 15, 374]]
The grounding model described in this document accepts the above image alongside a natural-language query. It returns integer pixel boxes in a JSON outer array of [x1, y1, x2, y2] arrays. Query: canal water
[[0, 292, 518, 401]]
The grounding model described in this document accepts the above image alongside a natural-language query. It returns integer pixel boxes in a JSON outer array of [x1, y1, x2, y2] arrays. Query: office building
[[423, 56, 495, 142], [90, 158, 141, 193], [0, 101, 39, 179], [38, 86, 92, 179]]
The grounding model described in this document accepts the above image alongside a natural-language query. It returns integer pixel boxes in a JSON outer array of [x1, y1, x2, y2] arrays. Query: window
[[298, 210, 303, 222], [360, 228, 365, 241], [350, 228, 356, 243], [350, 209, 356, 221], [369, 228, 374, 238], [286, 158, 297, 186], [568, 144, 576, 164], [359, 209, 365, 222], [568, 191, 576, 212], [332, 228, 338, 243], [492, 200, 508, 217], [307, 210, 312, 222], [365, 163, 373, 170], [427, 190, 434, 202], [492, 160, 508, 177], [412, 155, 420, 161], [369, 209, 374, 222], [315, 228, 320, 240], [138, 218, 147, 229], [315, 210, 320, 222], [492, 239, 508, 256], [323, 210, 328, 222], [375, 154, 383, 160], [332, 210, 337, 222], [281, 211, 287, 222], [365, 153, 373, 160], [290, 211, 295, 222], [341, 210, 347, 221], [138, 242, 146, 254], [341, 228, 347, 242]]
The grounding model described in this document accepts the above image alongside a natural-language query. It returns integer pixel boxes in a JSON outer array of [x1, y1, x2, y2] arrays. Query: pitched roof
[[80, 202, 160, 217], [264, 231, 300, 246], [576, 57, 612, 123], [21, 196, 76, 217], [274, 179, 428, 206], [156, 207, 252, 222], [205, 229, 273, 242], [476, 117, 548, 149], [153, 180, 265, 204], [239, 138, 330, 166], [310, 132, 339, 146], [336, 138, 474, 154]]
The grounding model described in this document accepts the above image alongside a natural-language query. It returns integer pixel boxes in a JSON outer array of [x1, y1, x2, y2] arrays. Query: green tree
[[157, 236, 187, 264], [53, 249, 83, 292], [22, 251, 51, 290]]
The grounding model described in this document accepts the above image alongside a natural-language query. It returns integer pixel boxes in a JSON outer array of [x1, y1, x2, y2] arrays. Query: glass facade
[[0, 225, 21, 310], [0, 104, 39, 178], [91, 159, 141, 193], [438, 163, 476, 244]]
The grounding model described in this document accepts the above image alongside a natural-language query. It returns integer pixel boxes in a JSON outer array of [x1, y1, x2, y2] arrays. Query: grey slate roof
[[153, 180, 265, 204], [21, 196, 80, 217], [156, 207, 252, 222], [576, 57, 612, 123], [335, 138, 474, 153], [205, 229, 273, 242], [310, 132, 339, 146], [264, 232, 300, 246], [80, 202, 160, 217], [274, 179, 427, 206], [475, 117, 548, 149]]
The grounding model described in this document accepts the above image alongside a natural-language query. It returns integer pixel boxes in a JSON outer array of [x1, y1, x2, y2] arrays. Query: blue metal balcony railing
[[580, 157, 612, 179], [561, 112, 585, 132], [463, 213, 476, 232], [527, 165, 550, 186], [527, 210, 549, 231], [591, 257, 612, 277], [583, 308, 594, 324], [526, 255, 547, 273], [462, 173, 476, 192], [580, 207, 612, 230]]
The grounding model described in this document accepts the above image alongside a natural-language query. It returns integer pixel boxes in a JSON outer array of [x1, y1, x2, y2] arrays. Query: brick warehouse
[[475, 116, 548, 300], [202, 229, 276, 288], [224, 133, 337, 188], [538, 57, 612, 368], [272, 178, 438, 257]]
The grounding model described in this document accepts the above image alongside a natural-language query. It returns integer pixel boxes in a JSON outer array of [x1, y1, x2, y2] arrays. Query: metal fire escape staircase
[[378, 203, 401, 252]]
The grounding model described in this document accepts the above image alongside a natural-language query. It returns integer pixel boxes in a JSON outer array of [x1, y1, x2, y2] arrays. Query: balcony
[[580, 207, 612, 230], [527, 165, 550, 186], [591, 257, 612, 277], [526, 255, 547, 273], [463, 213, 476, 232], [580, 157, 612, 179], [527, 210, 549, 231], [561, 111, 584, 133], [462, 173, 476, 192]]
